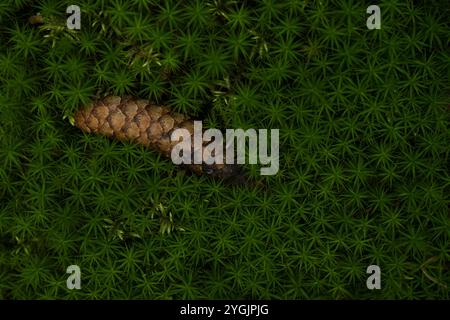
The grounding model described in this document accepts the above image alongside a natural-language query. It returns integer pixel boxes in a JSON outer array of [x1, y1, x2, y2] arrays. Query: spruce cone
[[74, 96, 245, 183]]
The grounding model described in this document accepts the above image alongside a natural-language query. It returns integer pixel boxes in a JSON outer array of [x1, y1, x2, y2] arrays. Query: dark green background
[[0, 0, 449, 299]]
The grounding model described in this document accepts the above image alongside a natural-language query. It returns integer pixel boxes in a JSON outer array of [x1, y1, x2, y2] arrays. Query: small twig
[[420, 256, 448, 289]]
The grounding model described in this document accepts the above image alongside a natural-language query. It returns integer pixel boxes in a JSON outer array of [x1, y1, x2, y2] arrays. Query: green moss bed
[[0, 0, 449, 299]]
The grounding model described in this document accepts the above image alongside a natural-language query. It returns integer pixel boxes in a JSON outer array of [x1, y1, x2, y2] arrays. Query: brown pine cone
[[74, 96, 246, 183]]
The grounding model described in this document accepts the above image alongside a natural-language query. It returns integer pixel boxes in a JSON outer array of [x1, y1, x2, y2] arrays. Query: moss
[[0, 0, 449, 299]]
